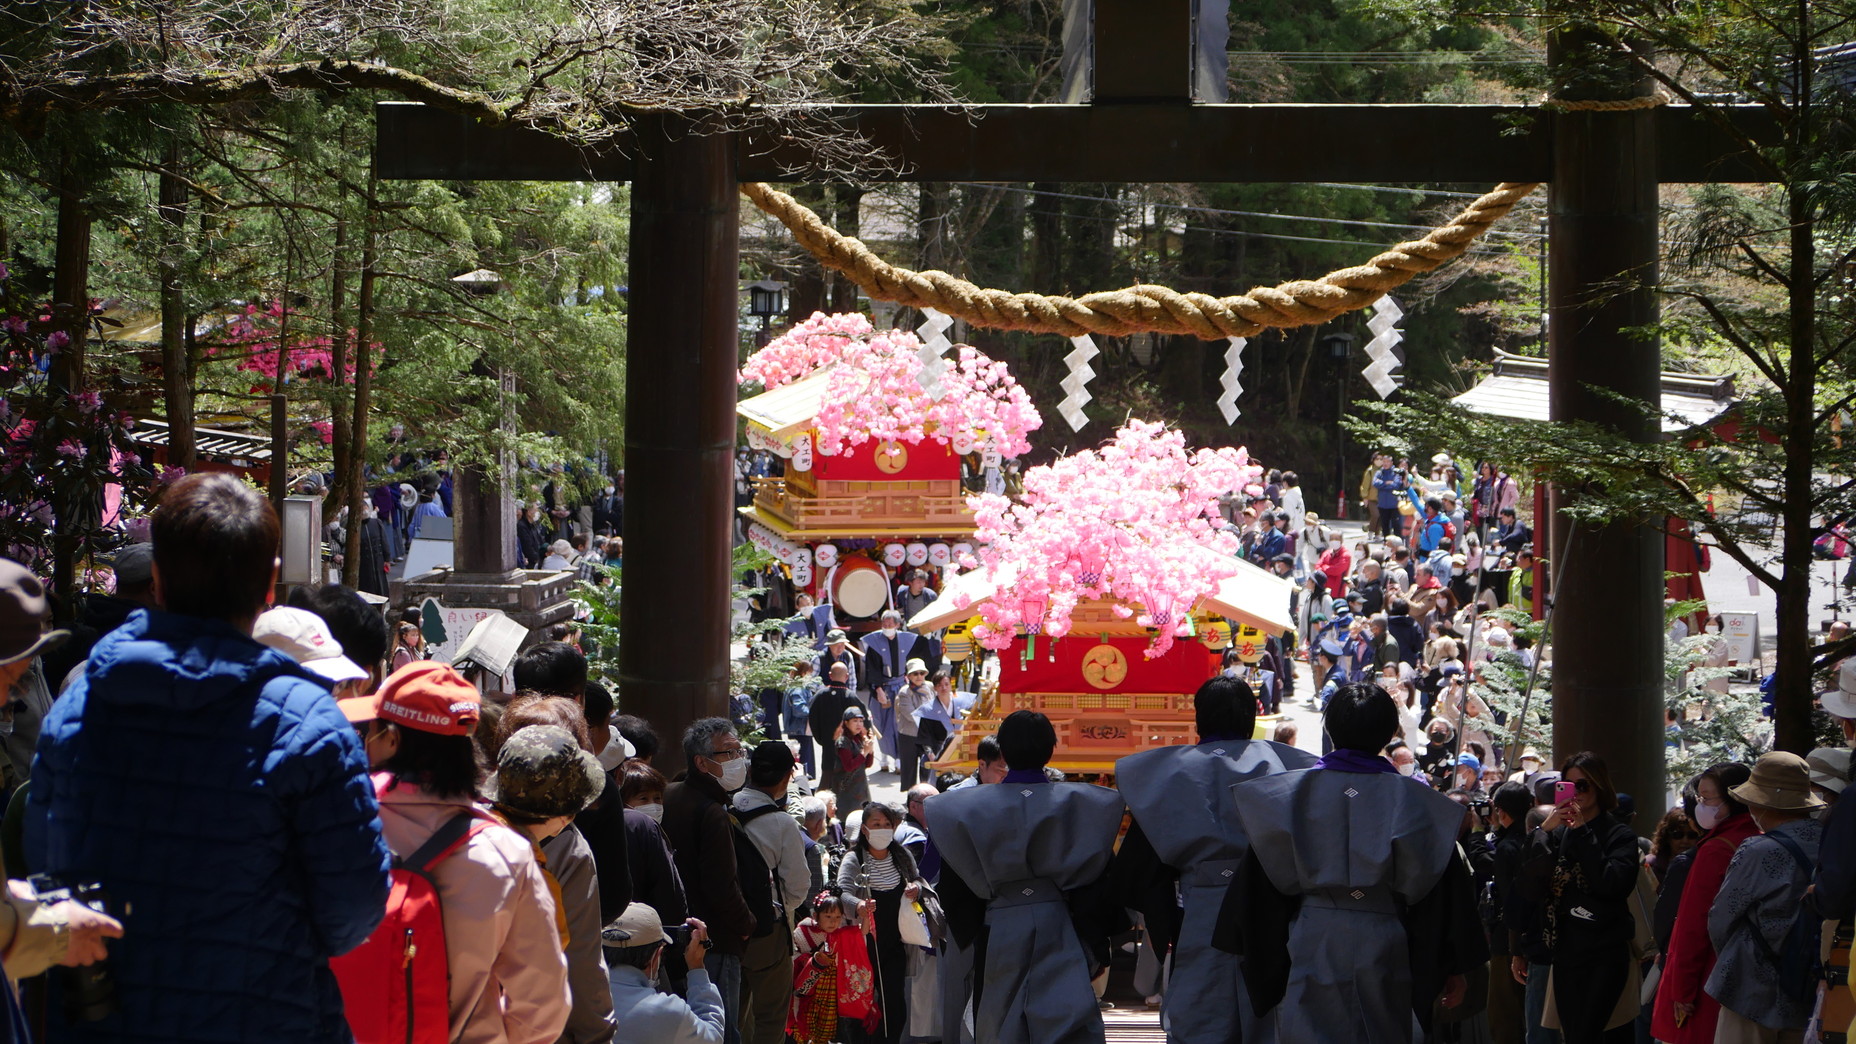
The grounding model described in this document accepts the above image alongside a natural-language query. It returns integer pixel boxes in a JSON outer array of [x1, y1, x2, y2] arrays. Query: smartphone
[[1553, 780, 1577, 806]]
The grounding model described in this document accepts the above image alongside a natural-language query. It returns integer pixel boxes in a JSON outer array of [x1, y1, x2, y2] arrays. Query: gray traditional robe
[[925, 779, 1123, 1044], [1116, 738, 1317, 1044], [1230, 768, 1466, 1044]]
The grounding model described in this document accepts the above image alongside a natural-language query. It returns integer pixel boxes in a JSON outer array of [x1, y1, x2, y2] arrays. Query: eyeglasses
[[704, 747, 745, 763], [1570, 779, 1593, 793]]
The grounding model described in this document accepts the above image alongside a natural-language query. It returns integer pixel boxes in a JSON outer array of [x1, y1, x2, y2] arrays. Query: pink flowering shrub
[[739, 312, 1041, 458], [0, 268, 151, 573], [962, 420, 1264, 658]]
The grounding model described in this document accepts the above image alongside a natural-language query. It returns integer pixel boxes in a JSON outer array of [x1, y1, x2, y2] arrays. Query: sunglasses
[[1569, 779, 1593, 793]]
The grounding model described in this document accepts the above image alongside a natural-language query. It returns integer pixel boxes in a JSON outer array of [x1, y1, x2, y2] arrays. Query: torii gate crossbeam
[[378, 1, 1760, 804]]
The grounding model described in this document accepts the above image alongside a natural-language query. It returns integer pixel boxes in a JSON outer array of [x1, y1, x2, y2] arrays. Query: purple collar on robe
[[1315, 749, 1399, 774], [1001, 768, 1050, 784]]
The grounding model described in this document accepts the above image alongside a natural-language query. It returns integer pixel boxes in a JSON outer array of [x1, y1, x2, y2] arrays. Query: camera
[[664, 924, 711, 951], [28, 875, 118, 1022]]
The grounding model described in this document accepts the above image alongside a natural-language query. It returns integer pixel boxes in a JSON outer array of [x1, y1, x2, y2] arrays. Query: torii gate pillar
[[1546, 38, 1666, 810], [619, 119, 740, 772]]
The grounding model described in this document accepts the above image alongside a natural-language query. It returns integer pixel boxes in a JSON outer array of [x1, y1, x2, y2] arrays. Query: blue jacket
[[1372, 467, 1406, 508], [25, 609, 390, 1044]]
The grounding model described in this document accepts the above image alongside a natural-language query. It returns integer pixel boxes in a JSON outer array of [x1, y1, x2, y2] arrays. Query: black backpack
[[731, 804, 784, 938]]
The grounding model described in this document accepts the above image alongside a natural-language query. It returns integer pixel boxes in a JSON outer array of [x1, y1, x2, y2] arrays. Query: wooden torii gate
[[376, 0, 1770, 802]]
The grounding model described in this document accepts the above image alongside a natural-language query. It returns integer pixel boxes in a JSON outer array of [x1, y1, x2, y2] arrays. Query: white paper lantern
[[981, 448, 1001, 470], [790, 557, 813, 587], [951, 431, 976, 455], [882, 543, 907, 568], [927, 542, 951, 567], [905, 542, 929, 567], [814, 543, 838, 568], [951, 542, 974, 566], [791, 438, 813, 472]]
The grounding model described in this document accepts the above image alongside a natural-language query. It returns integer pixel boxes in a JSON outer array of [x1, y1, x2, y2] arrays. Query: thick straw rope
[[743, 180, 1540, 339], [741, 94, 1669, 340]]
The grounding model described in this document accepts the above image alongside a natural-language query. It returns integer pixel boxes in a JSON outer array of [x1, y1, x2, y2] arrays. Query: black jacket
[[623, 806, 687, 924], [1522, 811, 1640, 955]]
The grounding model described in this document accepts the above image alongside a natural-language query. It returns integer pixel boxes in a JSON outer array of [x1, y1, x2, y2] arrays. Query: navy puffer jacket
[[25, 609, 391, 1044]]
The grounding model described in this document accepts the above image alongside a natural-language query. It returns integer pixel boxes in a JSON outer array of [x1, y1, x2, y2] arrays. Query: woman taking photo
[[1523, 751, 1642, 1043], [838, 801, 930, 1044], [1649, 762, 1756, 1044], [834, 706, 876, 822]]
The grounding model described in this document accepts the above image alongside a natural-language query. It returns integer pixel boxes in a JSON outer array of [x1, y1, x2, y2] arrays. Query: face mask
[[633, 802, 664, 823], [1397, 761, 1417, 777], [881, 627, 898, 639], [604, 486, 615, 495], [1693, 801, 1726, 831], [597, 740, 628, 773], [865, 828, 894, 851], [715, 757, 749, 792]]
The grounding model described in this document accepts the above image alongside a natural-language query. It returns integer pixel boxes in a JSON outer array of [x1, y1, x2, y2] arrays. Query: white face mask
[[714, 756, 749, 792], [633, 802, 664, 823], [865, 828, 894, 851], [604, 486, 615, 495], [1694, 800, 1726, 831], [881, 626, 898, 638], [1396, 761, 1417, 777]]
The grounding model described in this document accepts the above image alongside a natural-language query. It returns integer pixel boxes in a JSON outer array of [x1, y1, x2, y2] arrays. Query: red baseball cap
[[344, 660, 481, 736]]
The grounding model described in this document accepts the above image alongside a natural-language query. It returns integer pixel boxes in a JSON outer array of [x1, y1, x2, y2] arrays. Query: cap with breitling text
[[343, 660, 480, 734]]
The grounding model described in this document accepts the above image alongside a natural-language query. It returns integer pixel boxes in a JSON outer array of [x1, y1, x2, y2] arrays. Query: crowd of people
[[0, 452, 1844, 1044]]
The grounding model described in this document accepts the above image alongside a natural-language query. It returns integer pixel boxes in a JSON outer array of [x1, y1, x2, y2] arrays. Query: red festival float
[[734, 312, 1039, 636], [906, 421, 1298, 775]]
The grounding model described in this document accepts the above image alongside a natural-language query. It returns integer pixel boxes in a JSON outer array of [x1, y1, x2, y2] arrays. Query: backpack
[[1750, 830, 1820, 1006], [732, 804, 784, 938], [332, 809, 492, 1044]]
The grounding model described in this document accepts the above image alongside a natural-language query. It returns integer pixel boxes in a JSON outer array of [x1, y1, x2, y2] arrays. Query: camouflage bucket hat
[[490, 724, 606, 820]]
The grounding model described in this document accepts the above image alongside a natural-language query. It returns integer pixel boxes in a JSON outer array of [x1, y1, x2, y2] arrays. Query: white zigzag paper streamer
[[1216, 336, 1247, 424], [1363, 296, 1404, 399], [915, 308, 954, 398], [1058, 334, 1098, 432]]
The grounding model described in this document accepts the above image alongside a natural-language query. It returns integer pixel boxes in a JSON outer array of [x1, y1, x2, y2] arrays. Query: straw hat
[[1729, 751, 1826, 811]]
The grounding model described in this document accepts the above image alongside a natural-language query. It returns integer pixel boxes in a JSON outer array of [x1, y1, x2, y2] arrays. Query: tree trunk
[[327, 158, 354, 524], [342, 156, 381, 589], [1773, 5, 1817, 754], [157, 142, 195, 470], [785, 183, 828, 322], [828, 186, 864, 314], [48, 155, 92, 622]]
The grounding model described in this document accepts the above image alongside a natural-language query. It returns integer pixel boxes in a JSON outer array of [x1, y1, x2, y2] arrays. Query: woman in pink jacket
[[345, 661, 572, 1044]]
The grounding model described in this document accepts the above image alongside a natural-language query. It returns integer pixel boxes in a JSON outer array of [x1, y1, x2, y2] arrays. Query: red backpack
[[332, 808, 491, 1044]]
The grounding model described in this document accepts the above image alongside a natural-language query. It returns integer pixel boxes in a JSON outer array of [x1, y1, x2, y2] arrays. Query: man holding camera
[[606, 904, 723, 1044]]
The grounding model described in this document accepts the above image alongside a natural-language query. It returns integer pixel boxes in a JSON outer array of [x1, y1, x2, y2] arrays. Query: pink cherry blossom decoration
[[967, 419, 1264, 658]]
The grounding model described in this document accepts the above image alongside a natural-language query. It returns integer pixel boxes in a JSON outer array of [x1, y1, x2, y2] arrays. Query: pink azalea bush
[[961, 420, 1264, 658], [739, 311, 1041, 458]]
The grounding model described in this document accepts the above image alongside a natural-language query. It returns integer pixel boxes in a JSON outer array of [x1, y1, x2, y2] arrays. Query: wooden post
[[618, 118, 740, 775], [1546, 34, 1666, 810]]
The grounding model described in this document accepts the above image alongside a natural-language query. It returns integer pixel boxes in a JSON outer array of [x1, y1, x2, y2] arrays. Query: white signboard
[[1719, 610, 1760, 666], [420, 599, 499, 664]]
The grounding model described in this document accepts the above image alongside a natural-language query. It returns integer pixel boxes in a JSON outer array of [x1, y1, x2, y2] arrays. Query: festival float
[[906, 420, 1298, 775], [734, 312, 1039, 639]]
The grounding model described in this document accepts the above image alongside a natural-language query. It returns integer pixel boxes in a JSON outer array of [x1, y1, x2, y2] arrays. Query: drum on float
[[830, 555, 891, 622]]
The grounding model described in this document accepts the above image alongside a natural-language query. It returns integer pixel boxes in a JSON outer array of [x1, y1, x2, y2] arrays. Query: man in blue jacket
[[26, 473, 391, 1044]]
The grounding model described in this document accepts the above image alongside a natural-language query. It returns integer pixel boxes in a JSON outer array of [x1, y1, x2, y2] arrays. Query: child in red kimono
[[790, 890, 879, 1043]]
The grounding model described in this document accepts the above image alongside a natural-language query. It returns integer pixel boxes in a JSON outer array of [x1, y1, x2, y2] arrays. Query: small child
[[790, 891, 878, 1044]]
